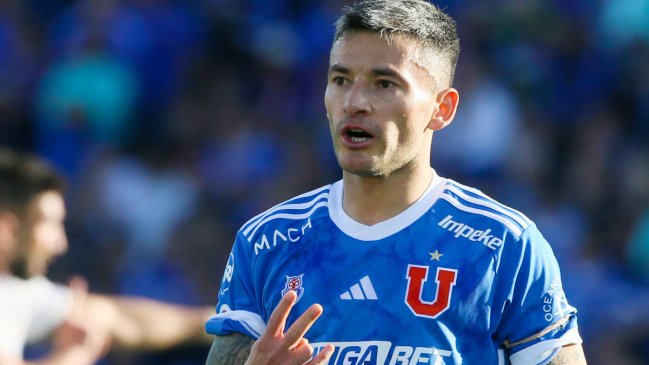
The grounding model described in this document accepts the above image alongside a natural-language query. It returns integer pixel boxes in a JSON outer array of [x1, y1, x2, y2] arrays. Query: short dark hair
[[334, 0, 460, 86], [0, 149, 65, 217]]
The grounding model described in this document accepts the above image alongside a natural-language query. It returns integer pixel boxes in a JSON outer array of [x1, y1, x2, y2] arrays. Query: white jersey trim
[[447, 180, 532, 226], [444, 183, 530, 230], [439, 193, 524, 237], [328, 170, 446, 241], [509, 326, 582, 365], [210, 310, 266, 339], [241, 185, 330, 235], [247, 201, 328, 240]]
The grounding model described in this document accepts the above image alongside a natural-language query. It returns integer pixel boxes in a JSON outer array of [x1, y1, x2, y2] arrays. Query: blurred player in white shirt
[[0, 148, 213, 365]]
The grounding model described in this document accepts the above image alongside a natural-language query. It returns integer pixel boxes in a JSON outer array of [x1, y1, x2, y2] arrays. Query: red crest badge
[[282, 274, 305, 302]]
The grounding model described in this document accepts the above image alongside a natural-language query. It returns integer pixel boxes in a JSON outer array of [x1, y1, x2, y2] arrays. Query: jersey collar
[[328, 169, 446, 241]]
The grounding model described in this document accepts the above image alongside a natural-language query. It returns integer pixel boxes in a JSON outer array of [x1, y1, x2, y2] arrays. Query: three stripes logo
[[340, 275, 378, 300]]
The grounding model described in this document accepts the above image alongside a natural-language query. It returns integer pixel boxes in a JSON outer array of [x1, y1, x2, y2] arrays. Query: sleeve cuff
[[205, 309, 266, 339], [509, 326, 582, 365]]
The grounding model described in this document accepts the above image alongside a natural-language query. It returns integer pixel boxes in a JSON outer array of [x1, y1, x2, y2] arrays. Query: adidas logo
[[340, 276, 378, 300]]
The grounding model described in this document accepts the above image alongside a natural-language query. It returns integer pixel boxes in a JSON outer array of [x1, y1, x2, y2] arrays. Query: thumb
[[67, 276, 89, 323]]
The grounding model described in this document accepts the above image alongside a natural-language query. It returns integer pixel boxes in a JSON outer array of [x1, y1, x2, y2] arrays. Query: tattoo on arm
[[205, 333, 255, 365], [548, 344, 587, 365]]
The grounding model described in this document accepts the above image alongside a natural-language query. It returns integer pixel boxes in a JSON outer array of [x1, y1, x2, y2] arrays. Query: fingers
[[264, 290, 297, 338], [283, 303, 323, 348], [67, 276, 89, 323], [248, 293, 330, 365], [290, 338, 313, 358], [307, 344, 335, 365], [64, 277, 112, 358]]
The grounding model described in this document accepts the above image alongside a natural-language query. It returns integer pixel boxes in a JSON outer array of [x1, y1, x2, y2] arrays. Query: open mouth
[[347, 129, 372, 142], [341, 125, 374, 145]]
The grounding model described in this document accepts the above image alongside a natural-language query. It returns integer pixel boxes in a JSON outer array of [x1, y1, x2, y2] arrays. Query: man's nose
[[343, 83, 371, 116]]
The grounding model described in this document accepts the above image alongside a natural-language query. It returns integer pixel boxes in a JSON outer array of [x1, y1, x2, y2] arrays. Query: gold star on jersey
[[429, 249, 443, 261]]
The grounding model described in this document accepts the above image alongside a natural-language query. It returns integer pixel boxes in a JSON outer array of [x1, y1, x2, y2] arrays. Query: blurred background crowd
[[1, 0, 648, 364]]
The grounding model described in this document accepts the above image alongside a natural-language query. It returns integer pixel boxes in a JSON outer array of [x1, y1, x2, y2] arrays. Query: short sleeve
[[493, 224, 582, 365], [26, 276, 73, 343], [205, 233, 266, 339]]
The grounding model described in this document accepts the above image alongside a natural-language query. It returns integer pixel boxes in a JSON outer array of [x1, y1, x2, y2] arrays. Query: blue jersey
[[206, 172, 582, 365]]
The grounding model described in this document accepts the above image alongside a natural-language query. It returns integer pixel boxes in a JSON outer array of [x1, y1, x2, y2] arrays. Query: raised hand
[[51, 276, 111, 363], [244, 291, 334, 365]]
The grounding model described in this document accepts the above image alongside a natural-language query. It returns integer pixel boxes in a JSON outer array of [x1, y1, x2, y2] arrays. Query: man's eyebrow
[[329, 64, 350, 75], [372, 68, 400, 77], [372, 67, 408, 84], [329, 65, 406, 80]]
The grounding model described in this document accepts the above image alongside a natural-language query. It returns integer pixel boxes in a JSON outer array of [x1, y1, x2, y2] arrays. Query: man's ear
[[428, 87, 459, 131]]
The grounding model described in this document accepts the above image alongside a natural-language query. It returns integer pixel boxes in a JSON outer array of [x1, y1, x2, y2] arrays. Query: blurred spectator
[[0, 1, 37, 150], [95, 150, 199, 266], [627, 210, 649, 283], [599, 0, 649, 49], [33, 43, 139, 177]]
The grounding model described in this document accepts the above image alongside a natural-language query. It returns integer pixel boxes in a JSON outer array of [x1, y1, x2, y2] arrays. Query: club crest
[[282, 274, 305, 302]]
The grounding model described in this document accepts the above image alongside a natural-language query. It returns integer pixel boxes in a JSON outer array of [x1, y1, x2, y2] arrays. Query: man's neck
[[341, 166, 434, 226]]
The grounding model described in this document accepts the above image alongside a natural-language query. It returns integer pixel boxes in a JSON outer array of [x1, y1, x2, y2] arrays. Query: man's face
[[11, 191, 68, 278], [324, 31, 441, 177]]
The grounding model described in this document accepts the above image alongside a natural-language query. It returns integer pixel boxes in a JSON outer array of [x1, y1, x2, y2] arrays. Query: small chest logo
[[282, 274, 305, 302]]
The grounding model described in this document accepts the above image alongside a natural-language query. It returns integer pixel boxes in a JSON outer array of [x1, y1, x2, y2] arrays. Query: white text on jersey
[[438, 215, 503, 250], [253, 218, 313, 255], [311, 341, 452, 365]]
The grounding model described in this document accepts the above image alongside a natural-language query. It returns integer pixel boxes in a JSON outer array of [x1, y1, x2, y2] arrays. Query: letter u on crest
[[405, 265, 458, 318]]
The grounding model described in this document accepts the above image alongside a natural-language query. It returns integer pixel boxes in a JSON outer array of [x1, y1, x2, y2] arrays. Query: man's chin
[[341, 166, 383, 178], [337, 155, 377, 175]]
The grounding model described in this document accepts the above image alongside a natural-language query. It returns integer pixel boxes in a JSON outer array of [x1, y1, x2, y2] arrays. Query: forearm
[[548, 344, 587, 365], [205, 333, 254, 365], [86, 294, 213, 349]]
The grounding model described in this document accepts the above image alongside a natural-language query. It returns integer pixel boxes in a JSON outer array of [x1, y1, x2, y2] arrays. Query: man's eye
[[378, 80, 393, 88], [333, 77, 346, 85]]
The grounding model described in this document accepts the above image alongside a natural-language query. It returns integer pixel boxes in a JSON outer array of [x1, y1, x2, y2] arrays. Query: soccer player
[[204, 1, 587, 364], [0, 148, 214, 365]]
